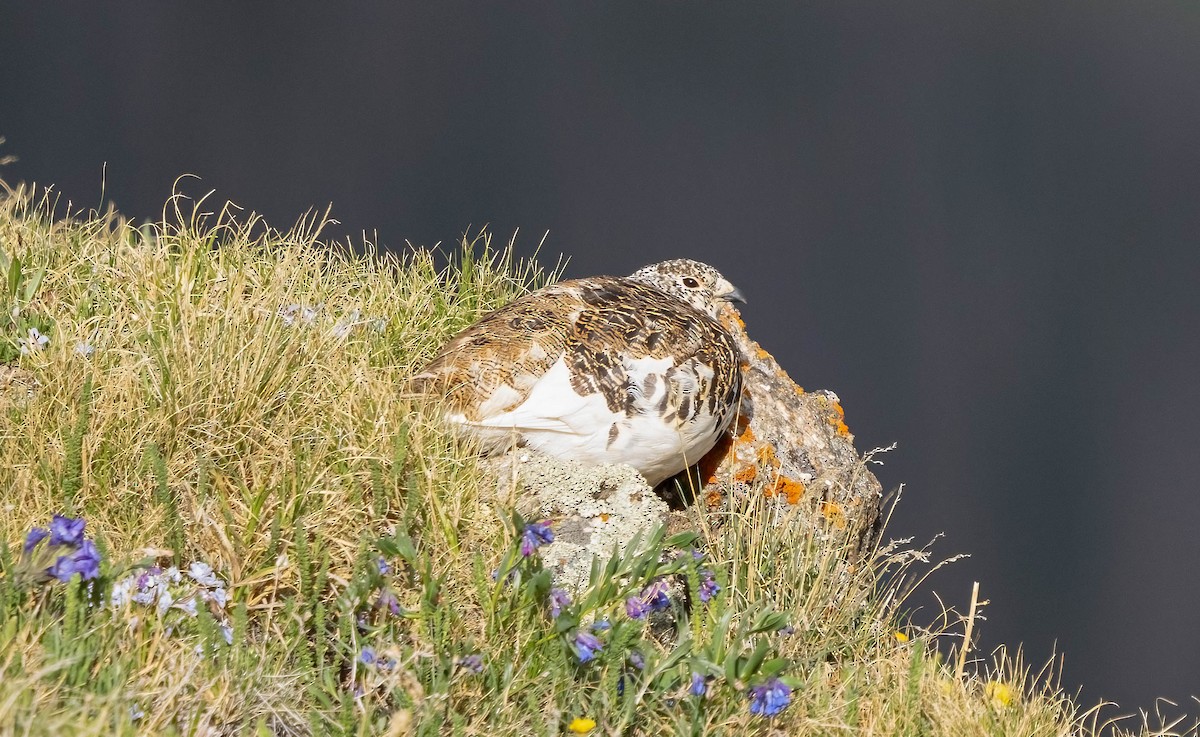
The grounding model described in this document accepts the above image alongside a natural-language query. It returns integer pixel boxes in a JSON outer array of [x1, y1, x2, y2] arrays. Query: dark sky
[[3, 2, 1199, 715]]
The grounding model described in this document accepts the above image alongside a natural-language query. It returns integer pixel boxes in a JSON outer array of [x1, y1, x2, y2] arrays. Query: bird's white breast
[[449, 354, 727, 485]]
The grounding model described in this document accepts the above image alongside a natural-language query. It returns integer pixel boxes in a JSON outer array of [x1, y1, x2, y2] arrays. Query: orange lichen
[[776, 478, 806, 504], [820, 501, 848, 530], [599, 513, 610, 522], [793, 385, 805, 396], [734, 464, 758, 484], [704, 489, 724, 509], [826, 402, 851, 437], [754, 347, 772, 361]]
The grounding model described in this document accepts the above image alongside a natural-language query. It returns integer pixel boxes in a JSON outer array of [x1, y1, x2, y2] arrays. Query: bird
[[411, 259, 746, 486]]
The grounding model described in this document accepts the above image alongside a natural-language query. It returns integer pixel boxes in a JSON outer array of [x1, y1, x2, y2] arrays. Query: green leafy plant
[[0, 245, 53, 363]]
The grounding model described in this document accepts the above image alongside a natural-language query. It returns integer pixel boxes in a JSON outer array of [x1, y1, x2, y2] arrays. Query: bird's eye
[[682, 277, 700, 288]]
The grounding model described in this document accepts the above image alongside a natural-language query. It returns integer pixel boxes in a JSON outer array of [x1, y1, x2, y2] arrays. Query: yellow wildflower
[[567, 717, 596, 733], [985, 680, 1015, 707], [894, 631, 909, 643]]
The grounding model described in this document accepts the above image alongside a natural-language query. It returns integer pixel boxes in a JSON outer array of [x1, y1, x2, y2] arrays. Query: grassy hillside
[[0, 181, 1172, 735]]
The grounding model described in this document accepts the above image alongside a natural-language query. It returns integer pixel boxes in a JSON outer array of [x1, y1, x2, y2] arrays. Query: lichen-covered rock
[[485, 451, 668, 593], [694, 304, 884, 553]]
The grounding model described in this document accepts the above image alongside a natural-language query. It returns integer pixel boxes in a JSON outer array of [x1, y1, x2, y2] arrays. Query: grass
[[0, 179, 1192, 736]]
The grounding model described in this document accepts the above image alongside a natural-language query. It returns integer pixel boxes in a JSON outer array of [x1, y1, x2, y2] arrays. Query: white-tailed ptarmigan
[[413, 259, 745, 485]]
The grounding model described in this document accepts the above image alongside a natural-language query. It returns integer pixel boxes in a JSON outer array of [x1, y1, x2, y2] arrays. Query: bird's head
[[628, 259, 745, 317]]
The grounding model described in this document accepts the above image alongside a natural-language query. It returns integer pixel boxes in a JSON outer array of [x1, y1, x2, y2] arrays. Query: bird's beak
[[718, 281, 747, 304]]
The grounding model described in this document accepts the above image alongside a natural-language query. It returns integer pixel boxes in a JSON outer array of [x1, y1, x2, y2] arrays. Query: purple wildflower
[[359, 647, 377, 665], [49, 539, 101, 582], [625, 595, 651, 620], [376, 589, 402, 616], [49, 515, 85, 547], [641, 579, 670, 612], [457, 654, 485, 673], [74, 540, 102, 579], [628, 650, 645, 670], [572, 631, 603, 663], [690, 672, 707, 698], [23, 527, 49, 554], [591, 618, 611, 632], [777, 624, 796, 636], [376, 557, 392, 575], [548, 587, 571, 618], [699, 570, 720, 603], [137, 567, 161, 588], [520, 521, 555, 557], [748, 678, 792, 717]]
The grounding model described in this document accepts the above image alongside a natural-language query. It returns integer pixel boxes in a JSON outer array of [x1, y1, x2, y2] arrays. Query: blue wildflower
[[628, 650, 645, 670], [520, 521, 555, 557], [591, 618, 611, 632], [49, 515, 85, 547], [625, 595, 651, 620], [359, 647, 376, 665], [690, 672, 707, 697], [49, 539, 101, 582], [23, 527, 49, 554], [457, 654, 485, 673], [698, 569, 720, 603], [376, 557, 392, 575], [376, 589, 402, 616], [748, 677, 792, 717], [549, 587, 571, 618], [777, 624, 796, 636], [572, 631, 603, 663], [641, 579, 670, 612]]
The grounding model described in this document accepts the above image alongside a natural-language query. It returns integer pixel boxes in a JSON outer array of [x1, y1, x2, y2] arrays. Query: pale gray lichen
[[486, 451, 669, 593]]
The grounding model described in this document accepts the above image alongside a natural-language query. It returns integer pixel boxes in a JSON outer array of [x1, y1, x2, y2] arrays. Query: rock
[[691, 304, 884, 553], [486, 451, 668, 593]]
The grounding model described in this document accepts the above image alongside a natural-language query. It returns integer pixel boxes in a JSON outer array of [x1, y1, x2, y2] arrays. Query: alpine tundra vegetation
[[0, 180, 1190, 736]]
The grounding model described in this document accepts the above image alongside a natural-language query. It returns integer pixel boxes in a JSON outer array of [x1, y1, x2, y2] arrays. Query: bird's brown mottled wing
[[413, 276, 741, 428], [410, 283, 579, 421], [565, 279, 741, 425]]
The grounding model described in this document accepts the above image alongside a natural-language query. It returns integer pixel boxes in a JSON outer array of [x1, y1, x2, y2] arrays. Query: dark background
[[3, 2, 1198, 716]]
